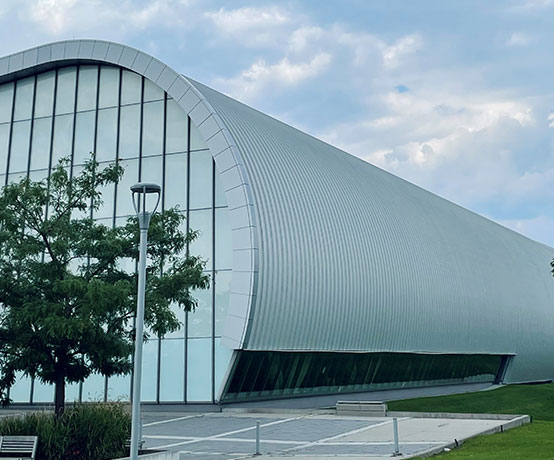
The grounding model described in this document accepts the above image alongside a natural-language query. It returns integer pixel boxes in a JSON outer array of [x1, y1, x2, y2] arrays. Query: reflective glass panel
[[142, 100, 163, 156], [82, 372, 105, 401], [140, 155, 163, 184], [116, 159, 139, 216], [215, 169, 226, 207], [190, 121, 208, 151], [99, 66, 120, 109], [189, 283, 212, 338], [9, 120, 31, 173], [94, 181, 115, 220], [215, 271, 231, 336], [215, 207, 232, 270], [96, 108, 117, 162], [13, 77, 34, 121], [0, 82, 14, 123], [30, 117, 52, 170], [164, 153, 187, 210], [34, 71, 55, 118], [215, 339, 234, 399], [9, 373, 31, 403], [55, 67, 77, 115], [121, 70, 141, 105], [141, 339, 158, 401], [189, 150, 213, 209], [160, 338, 185, 401], [166, 99, 188, 154], [189, 209, 213, 266], [76, 65, 98, 112], [0, 123, 10, 175], [119, 104, 140, 159], [107, 374, 131, 401], [52, 114, 74, 165], [33, 381, 54, 403], [73, 110, 95, 165], [187, 338, 212, 401], [66, 382, 80, 403], [144, 78, 164, 102]]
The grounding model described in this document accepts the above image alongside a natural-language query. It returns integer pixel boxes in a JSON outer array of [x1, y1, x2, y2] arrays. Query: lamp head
[[131, 182, 162, 229]]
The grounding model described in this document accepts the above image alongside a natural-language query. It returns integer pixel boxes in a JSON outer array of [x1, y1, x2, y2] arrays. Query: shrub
[[0, 403, 131, 460]]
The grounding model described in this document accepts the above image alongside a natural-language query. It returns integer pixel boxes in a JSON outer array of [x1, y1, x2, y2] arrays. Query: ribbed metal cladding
[[190, 80, 554, 384]]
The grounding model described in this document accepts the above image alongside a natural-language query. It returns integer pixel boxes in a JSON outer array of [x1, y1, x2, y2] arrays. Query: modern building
[[1, 40, 554, 405]]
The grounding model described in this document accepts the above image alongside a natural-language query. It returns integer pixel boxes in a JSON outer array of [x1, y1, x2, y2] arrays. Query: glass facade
[[222, 351, 504, 402], [2, 64, 233, 404]]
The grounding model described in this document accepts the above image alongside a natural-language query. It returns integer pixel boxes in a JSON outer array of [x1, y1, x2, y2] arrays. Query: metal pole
[[393, 417, 400, 456], [130, 226, 148, 460], [255, 420, 261, 455]]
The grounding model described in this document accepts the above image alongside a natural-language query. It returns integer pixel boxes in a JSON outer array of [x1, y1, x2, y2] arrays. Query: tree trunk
[[54, 373, 65, 417]]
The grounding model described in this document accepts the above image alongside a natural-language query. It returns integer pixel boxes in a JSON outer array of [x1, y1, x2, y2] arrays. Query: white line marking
[[155, 415, 305, 450], [284, 417, 412, 452], [143, 415, 199, 427]]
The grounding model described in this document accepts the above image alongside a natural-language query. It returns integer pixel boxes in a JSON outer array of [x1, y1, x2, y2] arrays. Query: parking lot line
[[143, 414, 200, 427]]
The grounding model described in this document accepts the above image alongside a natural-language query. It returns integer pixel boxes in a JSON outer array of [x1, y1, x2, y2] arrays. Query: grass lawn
[[387, 384, 554, 459]]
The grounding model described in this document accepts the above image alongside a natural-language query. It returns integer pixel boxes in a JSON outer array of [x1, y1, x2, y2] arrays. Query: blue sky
[[2, 0, 554, 245]]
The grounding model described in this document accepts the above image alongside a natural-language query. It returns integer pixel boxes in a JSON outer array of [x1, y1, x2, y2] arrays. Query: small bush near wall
[[0, 403, 131, 460]]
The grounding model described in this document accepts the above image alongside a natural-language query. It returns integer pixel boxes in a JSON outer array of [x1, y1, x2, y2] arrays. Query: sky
[[2, 0, 554, 245]]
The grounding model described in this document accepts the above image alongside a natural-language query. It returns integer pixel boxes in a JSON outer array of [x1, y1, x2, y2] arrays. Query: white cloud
[[506, 32, 532, 46], [382, 34, 423, 68], [216, 53, 332, 102]]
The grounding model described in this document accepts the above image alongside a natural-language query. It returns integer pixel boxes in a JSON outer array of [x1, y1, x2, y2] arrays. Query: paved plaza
[[141, 411, 527, 459]]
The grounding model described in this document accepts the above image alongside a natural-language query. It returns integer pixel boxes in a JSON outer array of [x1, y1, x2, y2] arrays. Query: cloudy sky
[[2, 0, 554, 245]]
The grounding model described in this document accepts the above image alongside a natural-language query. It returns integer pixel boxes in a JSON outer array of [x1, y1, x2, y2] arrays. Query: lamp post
[[129, 182, 161, 460]]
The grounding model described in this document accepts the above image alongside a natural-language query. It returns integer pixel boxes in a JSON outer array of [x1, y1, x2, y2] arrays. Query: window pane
[[119, 104, 140, 159], [142, 101, 163, 156], [33, 381, 54, 403], [9, 373, 31, 403], [189, 209, 213, 266], [13, 77, 34, 121], [164, 153, 187, 210], [73, 111, 95, 165], [55, 67, 77, 115], [121, 70, 141, 105], [66, 382, 80, 403], [144, 78, 163, 102], [0, 82, 14, 123], [30, 117, 52, 170], [116, 159, 139, 216], [189, 150, 213, 210], [141, 339, 158, 402], [82, 372, 105, 401], [76, 65, 98, 112], [52, 114, 74, 166], [215, 339, 233, 400], [0, 123, 10, 175], [166, 99, 187, 154], [215, 168, 226, 207], [187, 338, 212, 401], [140, 155, 162, 184], [99, 66, 120, 109], [96, 108, 117, 162], [189, 283, 212, 338], [190, 120, 208, 151], [9, 120, 31, 173], [215, 271, 231, 336], [107, 374, 131, 401], [215, 207, 232, 270], [94, 181, 115, 220], [34, 71, 55, 118], [160, 338, 185, 401]]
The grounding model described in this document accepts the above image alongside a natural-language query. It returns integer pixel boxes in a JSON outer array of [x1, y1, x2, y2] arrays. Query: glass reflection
[[30, 117, 52, 171], [9, 120, 31, 173], [13, 77, 34, 121], [0, 82, 14, 123], [55, 67, 76, 115], [99, 66, 120, 109], [76, 66, 98, 112], [34, 71, 55, 118]]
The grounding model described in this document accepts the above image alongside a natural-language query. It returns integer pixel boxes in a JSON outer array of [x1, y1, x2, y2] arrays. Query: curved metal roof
[[3, 40, 554, 383]]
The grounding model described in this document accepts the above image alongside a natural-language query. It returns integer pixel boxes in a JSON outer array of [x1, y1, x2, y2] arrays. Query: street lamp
[[129, 182, 161, 460]]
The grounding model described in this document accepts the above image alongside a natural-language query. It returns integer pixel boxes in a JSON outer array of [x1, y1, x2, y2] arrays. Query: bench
[[0, 436, 38, 459], [336, 400, 388, 417]]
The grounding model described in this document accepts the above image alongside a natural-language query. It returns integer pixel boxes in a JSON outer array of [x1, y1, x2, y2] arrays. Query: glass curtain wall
[[222, 351, 504, 402], [1, 65, 233, 404]]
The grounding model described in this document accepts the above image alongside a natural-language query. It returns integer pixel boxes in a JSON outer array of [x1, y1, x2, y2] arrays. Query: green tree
[[0, 157, 209, 416]]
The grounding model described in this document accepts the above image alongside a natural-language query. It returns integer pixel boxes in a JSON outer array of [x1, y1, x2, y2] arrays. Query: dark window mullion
[[211, 159, 216, 403], [26, 75, 37, 177], [5, 81, 17, 185], [184, 115, 191, 403]]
